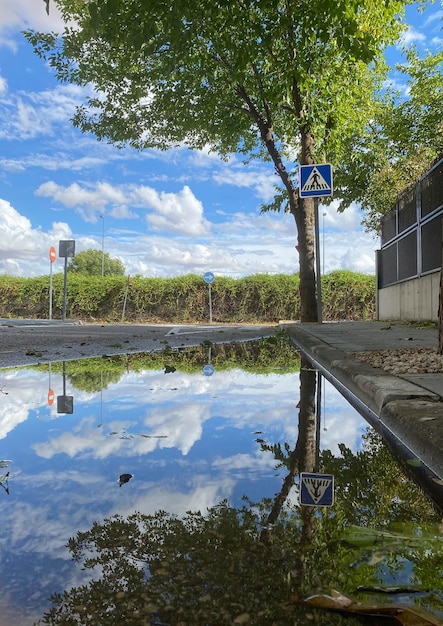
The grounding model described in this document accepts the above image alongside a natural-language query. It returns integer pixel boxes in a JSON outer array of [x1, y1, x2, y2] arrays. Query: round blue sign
[[203, 271, 215, 284], [202, 364, 215, 377]]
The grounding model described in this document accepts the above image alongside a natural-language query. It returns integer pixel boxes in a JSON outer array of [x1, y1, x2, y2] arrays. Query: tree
[[335, 48, 443, 231], [26, 0, 410, 321], [68, 248, 125, 276], [333, 48, 443, 351]]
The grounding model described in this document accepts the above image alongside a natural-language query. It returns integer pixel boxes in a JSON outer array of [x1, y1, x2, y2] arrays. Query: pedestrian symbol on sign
[[299, 164, 333, 198], [300, 472, 334, 506]]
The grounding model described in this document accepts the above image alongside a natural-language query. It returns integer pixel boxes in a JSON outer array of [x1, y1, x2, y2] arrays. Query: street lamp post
[[322, 212, 326, 275], [100, 214, 105, 277]]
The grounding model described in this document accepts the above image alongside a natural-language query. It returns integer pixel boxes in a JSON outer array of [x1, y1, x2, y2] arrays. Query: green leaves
[[334, 47, 443, 233], [68, 249, 126, 276], [25, 0, 409, 163]]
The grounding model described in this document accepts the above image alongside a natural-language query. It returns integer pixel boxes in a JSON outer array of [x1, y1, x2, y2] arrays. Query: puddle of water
[[0, 338, 442, 625]]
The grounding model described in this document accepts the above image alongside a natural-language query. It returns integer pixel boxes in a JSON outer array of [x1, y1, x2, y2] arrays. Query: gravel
[[352, 348, 443, 375]]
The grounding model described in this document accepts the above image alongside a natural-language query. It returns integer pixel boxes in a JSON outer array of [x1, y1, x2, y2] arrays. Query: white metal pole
[[49, 260, 53, 320], [100, 214, 105, 277], [314, 198, 322, 322]]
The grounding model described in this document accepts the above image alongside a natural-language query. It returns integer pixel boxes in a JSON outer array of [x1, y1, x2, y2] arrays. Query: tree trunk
[[238, 88, 318, 322], [289, 129, 318, 322], [295, 196, 317, 322], [439, 217, 443, 354]]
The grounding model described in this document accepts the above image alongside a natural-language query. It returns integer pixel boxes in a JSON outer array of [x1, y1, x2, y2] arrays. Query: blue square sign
[[300, 472, 334, 506], [299, 164, 333, 198]]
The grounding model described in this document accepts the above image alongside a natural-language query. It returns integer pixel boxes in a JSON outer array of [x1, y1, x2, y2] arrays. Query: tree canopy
[[335, 47, 443, 234], [26, 0, 414, 320], [68, 248, 125, 276]]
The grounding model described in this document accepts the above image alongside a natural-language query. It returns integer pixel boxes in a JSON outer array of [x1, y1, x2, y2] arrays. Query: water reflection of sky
[[0, 357, 366, 625]]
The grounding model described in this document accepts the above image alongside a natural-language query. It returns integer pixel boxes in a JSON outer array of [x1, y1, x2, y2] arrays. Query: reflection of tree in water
[[38, 358, 442, 625], [33, 334, 300, 394]]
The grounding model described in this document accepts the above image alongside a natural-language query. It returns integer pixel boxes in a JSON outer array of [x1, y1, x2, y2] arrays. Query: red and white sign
[[49, 246, 56, 263], [47, 389, 55, 406]]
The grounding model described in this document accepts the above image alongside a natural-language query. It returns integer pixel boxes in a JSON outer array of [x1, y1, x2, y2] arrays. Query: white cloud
[[36, 180, 212, 236], [0, 74, 7, 95], [213, 166, 277, 202], [399, 25, 427, 48], [0, 198, 72, 275], [0, 83, 87, 141], [0, 0, 65, 48], [138, 185, 211, 236]]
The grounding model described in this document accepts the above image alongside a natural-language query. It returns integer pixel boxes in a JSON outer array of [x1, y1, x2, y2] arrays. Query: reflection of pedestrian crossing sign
[[300, 472, 334, 506], [299, 164, 333, 198]]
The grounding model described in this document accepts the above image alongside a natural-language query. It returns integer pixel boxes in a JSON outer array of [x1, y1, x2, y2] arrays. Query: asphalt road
[[0, 320, 278, 368]]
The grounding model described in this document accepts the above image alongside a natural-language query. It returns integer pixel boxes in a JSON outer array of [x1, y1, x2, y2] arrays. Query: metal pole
[[314, 198, 322, 322], [100, 214, 105, 277], [208, 284, 213, 323], [322, 212, 326, 275], [62, 256, 68, 321], [121, 275, 130, 322], [49, 260, 53, 320]]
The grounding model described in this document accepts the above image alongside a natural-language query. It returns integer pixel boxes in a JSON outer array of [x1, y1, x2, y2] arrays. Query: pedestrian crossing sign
[[300, 472, 334, 506], [299, 164, 333, 198]]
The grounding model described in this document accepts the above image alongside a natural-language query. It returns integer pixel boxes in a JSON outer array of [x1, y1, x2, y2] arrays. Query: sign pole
[[62, 256, 68, 322], [49, 258, 53, 320], [299, 163, 334, 323], [314, 198, 322, 322], [58, 240, 75, 322], [203, 271, 215, 323], [49, 246, 56, 320]]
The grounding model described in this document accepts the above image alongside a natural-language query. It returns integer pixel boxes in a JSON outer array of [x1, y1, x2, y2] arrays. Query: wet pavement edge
[[281, 321, 443, 483]]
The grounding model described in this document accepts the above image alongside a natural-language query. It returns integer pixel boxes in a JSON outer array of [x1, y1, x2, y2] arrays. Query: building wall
[[376, 157, 442, 322], [377, 271, 440, 322]]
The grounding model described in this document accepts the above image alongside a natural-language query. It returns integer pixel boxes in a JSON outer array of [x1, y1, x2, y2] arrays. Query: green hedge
[[0, 271, 375, 323]]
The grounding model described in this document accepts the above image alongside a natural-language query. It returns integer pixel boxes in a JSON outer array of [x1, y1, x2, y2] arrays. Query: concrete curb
[[281, 322, 443, 482], [282, 323, 439, 410], [381, 400, 443, 479]]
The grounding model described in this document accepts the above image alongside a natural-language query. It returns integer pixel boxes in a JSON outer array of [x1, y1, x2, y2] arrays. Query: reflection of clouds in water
[[213, 451, 277, 476], [0, 361, 371, 626], [0, 368, 92, 438], [31, 370, 302, 460], [2, 366, 367, 461], [107, 369, 295, 406], [5, 367, 366, 461], [0, 475, 239, 625], [0, 468, 237, 560], [0, 370, 46, 439], [121, 477, 237, 518], [33, 401, 212, 459], [319, 380, 367, 455]]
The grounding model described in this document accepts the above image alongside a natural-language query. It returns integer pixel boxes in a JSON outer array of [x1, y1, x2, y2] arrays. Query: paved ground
[[0, 319, 278, 368], [281, 320, 443, 493]]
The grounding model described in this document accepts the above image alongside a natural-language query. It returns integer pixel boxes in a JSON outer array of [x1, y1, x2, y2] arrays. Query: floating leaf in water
[[406, 458, 422, 467], [109, 427, 167, 440], [118, 473, 133, 487], [342, 525, 443, 549], [304, 589, 442, 625], [0, 471, 10, 495]]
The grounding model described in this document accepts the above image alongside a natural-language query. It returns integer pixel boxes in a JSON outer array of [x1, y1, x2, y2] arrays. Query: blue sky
[[0, 1, 441, 279]]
